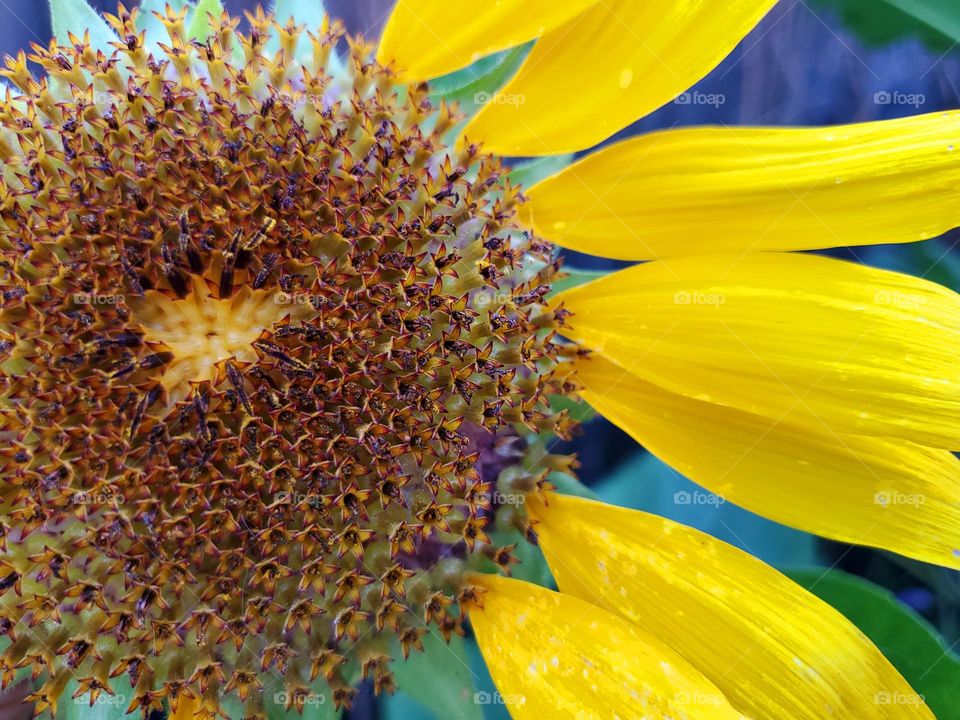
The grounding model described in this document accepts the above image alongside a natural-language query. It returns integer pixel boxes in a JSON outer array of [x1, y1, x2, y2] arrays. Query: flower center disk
[[0, 6, 574, 716]]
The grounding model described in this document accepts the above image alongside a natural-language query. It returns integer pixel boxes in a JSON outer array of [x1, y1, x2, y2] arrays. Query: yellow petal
[[530, 493, 934, 720], [525, 113, 960, 259], [376, 0, 598, 83], [468, 574, 747, 720], [170, 697, 201, 719], [464, 0, 776, 155], [557, 252, 960, 449], [575, 354, 960, 568]]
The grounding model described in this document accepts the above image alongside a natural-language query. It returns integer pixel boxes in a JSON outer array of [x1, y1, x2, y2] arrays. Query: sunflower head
[[0, 4, 578, 716]]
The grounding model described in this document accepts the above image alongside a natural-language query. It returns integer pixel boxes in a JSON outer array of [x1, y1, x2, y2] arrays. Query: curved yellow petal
[[525, 113, 960, 259], [530, 494, 934, 720], [575, 354, 960, 568], [557, 252, 960, 449], [468, 574, 748, 720], [376, 0, 598, 83], [464, 0, 777, 155], [170, 697, 201, 719]]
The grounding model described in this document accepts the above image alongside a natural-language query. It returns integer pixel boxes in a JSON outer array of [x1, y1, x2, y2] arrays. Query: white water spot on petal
[[619, 67, 634, 89], [792, 655, 820, 681]]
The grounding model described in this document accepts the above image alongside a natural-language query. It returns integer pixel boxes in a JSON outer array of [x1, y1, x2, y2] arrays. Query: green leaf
[[390, 630, 482, 720], [216, 694, 248, 720], [914, 240, 960, 293], [186, 0, 224, 42], [508, 154, 574, 189], [549, 392, 598, 424], [548, 472, 599, 501], [595, 452, 820, 568], [428, 44, 532, 117], [489, 524, 553, 587], [381, 692, 435, 720], [788, 568, 960, 719], [549, 267, 609, 296], [48, 0, 120, 52], [860, 241, 960, 297], [812, 0, 960, 51]]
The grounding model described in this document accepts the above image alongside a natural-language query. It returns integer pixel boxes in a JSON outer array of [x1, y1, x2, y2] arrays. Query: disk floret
[[0, 5, 575, 718]]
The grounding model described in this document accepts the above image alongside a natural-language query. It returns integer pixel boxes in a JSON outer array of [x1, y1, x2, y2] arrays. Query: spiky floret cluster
[[0, 5, 578, 718]]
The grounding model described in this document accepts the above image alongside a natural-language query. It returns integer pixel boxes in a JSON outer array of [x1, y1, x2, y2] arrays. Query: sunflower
[[0, 0, 957, 719]]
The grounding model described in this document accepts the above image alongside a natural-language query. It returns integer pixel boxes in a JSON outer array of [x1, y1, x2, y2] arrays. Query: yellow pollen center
[[131, 277, 286, 399]]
